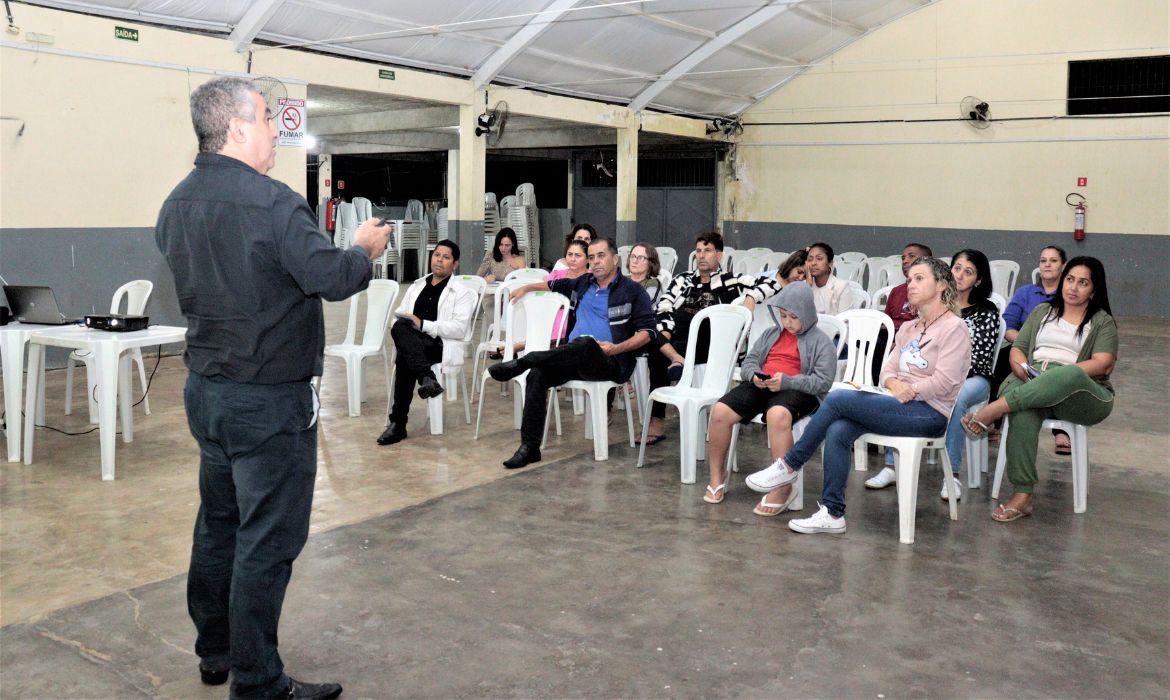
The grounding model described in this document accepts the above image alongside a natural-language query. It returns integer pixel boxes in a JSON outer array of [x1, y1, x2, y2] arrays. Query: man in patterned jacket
[[642, 231, 779, 443]]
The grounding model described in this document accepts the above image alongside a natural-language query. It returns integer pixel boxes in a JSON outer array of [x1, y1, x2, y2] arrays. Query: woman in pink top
[[744, 257, 971, 535], [546, 239, 588, 341]]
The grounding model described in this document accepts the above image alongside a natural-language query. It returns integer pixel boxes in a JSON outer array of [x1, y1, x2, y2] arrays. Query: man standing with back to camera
[[156, 76, 390, 700]]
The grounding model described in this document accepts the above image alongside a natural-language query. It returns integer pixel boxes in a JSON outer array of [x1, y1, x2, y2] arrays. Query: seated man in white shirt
[[806, 242, 851, 315], [377, 240, 477, 446]]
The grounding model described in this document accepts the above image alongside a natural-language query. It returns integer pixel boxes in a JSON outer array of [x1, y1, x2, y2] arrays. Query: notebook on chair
[[2, 285, 82, 325]]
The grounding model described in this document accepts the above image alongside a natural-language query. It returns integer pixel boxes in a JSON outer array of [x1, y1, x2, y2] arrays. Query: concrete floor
[[1, 309, 1167, 698]]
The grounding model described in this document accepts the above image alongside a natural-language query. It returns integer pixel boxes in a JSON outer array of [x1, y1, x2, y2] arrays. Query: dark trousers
[[184, 372, 318, 699], [390, 319, 443, 423], [516, 336, 620, 445], [647, 313, 710, 419]]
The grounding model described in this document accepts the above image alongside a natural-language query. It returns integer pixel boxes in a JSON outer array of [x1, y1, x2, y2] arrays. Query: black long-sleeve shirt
[[155, 153, 372, 383]]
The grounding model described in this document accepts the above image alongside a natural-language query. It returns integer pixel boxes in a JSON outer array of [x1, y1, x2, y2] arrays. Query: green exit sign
[[114, 26, 139, 42], [378, 69, 395, 80]]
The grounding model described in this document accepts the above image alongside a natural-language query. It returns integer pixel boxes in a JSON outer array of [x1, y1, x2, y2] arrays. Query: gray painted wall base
[[615, 221, 637, 248], [1, 227, 184, 367], [449, 219, 486, 274], [724, 221, 1168, 318]]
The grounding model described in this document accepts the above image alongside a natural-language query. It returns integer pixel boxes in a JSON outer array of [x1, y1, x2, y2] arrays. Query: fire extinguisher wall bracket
[[1066, 192, 1087, 242]]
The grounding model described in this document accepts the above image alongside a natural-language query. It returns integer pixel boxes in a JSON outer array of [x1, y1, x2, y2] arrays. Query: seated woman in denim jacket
[[962, 256, 1117, 523]]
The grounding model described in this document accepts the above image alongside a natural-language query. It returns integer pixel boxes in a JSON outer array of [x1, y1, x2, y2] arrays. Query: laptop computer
[[2, 285, 82, 325]]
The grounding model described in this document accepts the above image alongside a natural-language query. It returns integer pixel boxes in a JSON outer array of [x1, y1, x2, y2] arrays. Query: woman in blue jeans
[[864, 249, 999, 500], [745, 257, 971, 534]]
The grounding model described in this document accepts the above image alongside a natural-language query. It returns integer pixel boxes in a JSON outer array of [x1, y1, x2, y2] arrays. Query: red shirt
[[883, 283, 917, 330], [762, 330, 801, 377]]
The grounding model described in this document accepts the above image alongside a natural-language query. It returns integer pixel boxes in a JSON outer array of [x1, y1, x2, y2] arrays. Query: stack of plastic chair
[[508, 205, 540, 269], [500, 195, 516, 222], [375, 220, 401, 281], [322, 279, 399, 417], [65, 280, 154, 422], [352, 196, 373, 222], [334, 201, 357, 250], [516, 183, 539, 266], [396, 221, 424, 279], [636, 304, 753, 484], [483, 193, 501, 256]]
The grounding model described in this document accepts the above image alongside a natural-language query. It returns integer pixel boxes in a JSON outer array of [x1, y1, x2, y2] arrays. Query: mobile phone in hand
[[754, 371, 771, 381], [1020, 362, 1039, 378]]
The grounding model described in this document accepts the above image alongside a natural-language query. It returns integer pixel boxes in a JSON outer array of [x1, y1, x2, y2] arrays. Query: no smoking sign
[[276, 97, 306, 147]]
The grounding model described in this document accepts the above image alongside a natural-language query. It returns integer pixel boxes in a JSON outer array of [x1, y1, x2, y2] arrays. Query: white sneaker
[[788, 503, 846, 534], [939, 476, 963, 501], [864, 466, 897, 489], [746, 458, 799, 493]]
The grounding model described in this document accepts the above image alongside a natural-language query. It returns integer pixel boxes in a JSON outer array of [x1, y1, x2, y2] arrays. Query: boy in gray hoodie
[[703, 281, 837, 515]]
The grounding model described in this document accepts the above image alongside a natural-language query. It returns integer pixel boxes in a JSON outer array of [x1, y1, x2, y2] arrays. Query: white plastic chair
[[323, 279, 399, 417], [352, 197, 372, 222], [853, 404, 961, 544], [473, 290, 570, 439], [963, 316, 1007, 487], [871, 284, 896, 312], [1031, 267, 1041, 285], [658, 247, 679, 276], [835, 258, 866, 284], [989, 292, 1008, 315], [636, 304, 753, 484], [992, 418, 1091, 513], [837, 251, 867, 264], [504, 267, 550, 284], [763, 251, 789, 272], [743, 247, 773, 257], [722, 247, 737, 273], [424, 275, 487, 435], [65, 280, 154, 422], [862, 257, 889, 295], [733, 255, 769, 276], [874, 259, 904, 291], [541, 377, 635, 461], [617, 245, 632, 271], [472, 279, 529, 396], [990, 260, 1021, 300], [836, 309, 894, 389], [731, 302, 779, 382], [842, 280, 870, 311]]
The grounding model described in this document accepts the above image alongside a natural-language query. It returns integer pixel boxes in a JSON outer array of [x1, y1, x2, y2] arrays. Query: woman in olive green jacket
[[961, 257, 1117, 522]]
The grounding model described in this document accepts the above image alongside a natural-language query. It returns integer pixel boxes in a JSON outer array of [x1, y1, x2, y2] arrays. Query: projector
[[85, 314, 149, 332]]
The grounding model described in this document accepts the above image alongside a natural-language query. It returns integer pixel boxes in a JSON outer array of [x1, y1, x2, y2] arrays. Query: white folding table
[[1, 322, 45, 462], [22, 325, 186, 480]]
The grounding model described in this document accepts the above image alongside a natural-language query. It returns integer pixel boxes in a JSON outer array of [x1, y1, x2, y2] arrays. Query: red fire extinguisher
[[1066, 193, 1086, 241], [325, 196, 341, 232]]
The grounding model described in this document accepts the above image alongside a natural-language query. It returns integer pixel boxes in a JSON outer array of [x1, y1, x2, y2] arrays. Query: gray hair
[[190, 77, 258, 153], [909, 256, 960, 317]]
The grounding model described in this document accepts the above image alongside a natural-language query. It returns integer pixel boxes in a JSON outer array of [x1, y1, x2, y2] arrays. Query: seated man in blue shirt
[[490, 238, 656, 468]]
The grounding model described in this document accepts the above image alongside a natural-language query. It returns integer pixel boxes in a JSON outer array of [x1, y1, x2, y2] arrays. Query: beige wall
[[727, 0, 1169, 237]]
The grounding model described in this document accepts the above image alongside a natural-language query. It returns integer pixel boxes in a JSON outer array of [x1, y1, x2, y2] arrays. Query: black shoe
[[376, 422, 407, 446], [199, 663, 228, 686], [666, 362, 684, 383], [283, 677, 343, 699], [488, 359, 525, 382], [503, 444, 541, 469], [417, 375, 444, 400]]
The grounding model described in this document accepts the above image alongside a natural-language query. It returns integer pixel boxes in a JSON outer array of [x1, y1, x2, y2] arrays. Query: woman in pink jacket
[[745, 257, 971, 535]]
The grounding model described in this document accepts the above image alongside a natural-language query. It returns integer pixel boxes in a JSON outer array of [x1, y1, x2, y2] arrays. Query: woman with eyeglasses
[[625, 242, 663, 301], [961, 257, 1117, 523]]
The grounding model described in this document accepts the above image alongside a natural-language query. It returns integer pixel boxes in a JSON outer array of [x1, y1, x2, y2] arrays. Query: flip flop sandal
[[991, 503, 1034, 523], [752, 489, 798, 517], [636, 433, 667, 446], [702, 483, 727, 504], [960, 409, 991, 440]]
